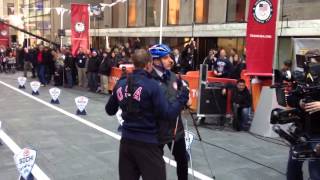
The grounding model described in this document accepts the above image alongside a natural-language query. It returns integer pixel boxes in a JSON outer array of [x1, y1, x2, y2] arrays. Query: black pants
[[119, 138, 166, 180], [164, 138, 189, 180]]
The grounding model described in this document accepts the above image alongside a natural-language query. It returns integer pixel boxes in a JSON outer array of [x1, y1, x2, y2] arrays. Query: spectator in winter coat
[[53, 50, 64, 86], [231, 79, 252, 131], [23, 48, 33, 77], [213, 49, 232, 78], [37, 45, 47, 86], [180, 45, 193, 74], [63, 49, 75, 88], [75, 47, 88, 87], [98, 52, 113, 94], [230, 54, 246, 79], [203, 49, 218, 71], [87, 50, 101, 92]]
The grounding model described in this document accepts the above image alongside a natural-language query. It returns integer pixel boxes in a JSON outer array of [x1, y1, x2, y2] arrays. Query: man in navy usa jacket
[[105, 49, 189, 180]]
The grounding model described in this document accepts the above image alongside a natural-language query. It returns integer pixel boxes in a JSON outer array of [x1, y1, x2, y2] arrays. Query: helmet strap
[[153, 58, 166, 73]]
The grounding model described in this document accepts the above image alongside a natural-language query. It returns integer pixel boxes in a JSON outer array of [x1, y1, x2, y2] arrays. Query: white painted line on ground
[[0, 80, 214, 180], [0, 130, 50, 180]]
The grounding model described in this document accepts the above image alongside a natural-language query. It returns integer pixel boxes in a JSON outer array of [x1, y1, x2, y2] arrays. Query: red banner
[[71, 3, 89, 56], [0, 22, 9, 48], [246, 0, 278, 76]]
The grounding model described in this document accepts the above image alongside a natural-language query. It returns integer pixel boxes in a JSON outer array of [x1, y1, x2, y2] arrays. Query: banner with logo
[[246, 0, 279, 75], [30, 81, 40, 95], [75, 96, 88, 115], [71, 3, 89, 56], [49, 88, 61, 104], [0, 22, 9, 48], [14, 148, 37, 180], [17, 77, 27, 89]]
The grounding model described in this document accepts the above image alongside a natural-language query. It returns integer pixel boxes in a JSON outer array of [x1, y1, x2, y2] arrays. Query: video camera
[[271, 49, 320, 159]]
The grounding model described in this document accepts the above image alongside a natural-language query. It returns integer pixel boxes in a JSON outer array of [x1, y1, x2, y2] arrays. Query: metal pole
[[94, 16, 96, 49], [27, 3, 30, 48], [272, 0, 282, 84], [60, 5, 64, 48], [159, 0, 164, 44]]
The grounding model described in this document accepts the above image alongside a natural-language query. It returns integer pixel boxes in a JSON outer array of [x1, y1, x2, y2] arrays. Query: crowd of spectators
[[0, 40, 251, 131]]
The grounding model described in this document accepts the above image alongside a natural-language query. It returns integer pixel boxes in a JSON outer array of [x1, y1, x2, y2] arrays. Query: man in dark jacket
[[149, 44, 189, 180], [43, 47, 54, 84], [63, 49, 75, 88], [231, 79, 252, 131], [98, 52, 113, 94], [105, 49, 189, 180], [23, 48, 33, 77], [87, 50, 101, 92], [75, 48, 88, 87]]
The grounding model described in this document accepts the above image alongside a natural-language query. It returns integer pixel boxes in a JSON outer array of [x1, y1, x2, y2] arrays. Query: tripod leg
[[188, 109, 216, 179], [185, 118, 196, 180], [168, 116, 180, 169]]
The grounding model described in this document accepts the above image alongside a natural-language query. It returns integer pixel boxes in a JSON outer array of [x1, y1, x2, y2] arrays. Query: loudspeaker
[[198, 84, 227, 116]]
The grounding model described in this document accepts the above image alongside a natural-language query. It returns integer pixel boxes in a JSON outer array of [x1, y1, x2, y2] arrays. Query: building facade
[[1, 0, 320, 67]]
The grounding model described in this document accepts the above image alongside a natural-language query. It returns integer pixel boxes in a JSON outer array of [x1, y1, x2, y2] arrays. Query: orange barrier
[[181, 75, 200, 111], [240, 70, 251, 89], [186, 71, 215, 77], [108, 67, 134, 91], [251, 78, 262, 112]]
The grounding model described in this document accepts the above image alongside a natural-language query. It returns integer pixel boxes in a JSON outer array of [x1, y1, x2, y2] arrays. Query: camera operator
[[285, 98, 320, 180]]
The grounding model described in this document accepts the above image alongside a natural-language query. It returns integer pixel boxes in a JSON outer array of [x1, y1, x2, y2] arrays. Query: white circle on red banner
[[75, 22, 85, 33], [1, 30, 8, 36], [253, 0, 273, 24]]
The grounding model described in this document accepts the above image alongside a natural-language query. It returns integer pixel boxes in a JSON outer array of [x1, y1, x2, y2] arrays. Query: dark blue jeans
[[65, 69, 73, 88], [232, 104, 251, 131], [287, 136, 320, 180], [37, 65, 47, 85], [87, 72, 98, 91]]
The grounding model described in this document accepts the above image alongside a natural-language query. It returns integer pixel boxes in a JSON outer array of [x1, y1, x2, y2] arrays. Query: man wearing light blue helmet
[[149, 44, 189, 180]]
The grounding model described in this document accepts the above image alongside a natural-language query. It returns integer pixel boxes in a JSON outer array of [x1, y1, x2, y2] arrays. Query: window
[[227, 0, 246, 22], [194, 0, 209, 24], [167, 0, 180, 25], [127, 0, 137, 27], [146, 0, 160, 26]]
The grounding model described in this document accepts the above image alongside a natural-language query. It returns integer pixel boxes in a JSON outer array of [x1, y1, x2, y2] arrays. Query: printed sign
[[14, 148, 37, 180], [75, 96, 88, 113], [49, 88, 61, 101], [185, 131, 195, 151], [246, 0, 278, 75], [17, 77, 26, 88], [30, 81, 40, 93]]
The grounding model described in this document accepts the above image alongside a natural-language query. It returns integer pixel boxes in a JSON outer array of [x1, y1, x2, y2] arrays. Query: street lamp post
[[56, 5, 67, 48], [159, 0, 164, 44]]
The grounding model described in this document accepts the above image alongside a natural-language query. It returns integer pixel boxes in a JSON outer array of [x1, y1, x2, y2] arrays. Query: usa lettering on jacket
[[117, 86, 142, 102]]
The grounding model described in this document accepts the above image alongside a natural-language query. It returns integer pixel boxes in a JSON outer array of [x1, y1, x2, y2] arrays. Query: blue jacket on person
[[105, 69, 188, 144]]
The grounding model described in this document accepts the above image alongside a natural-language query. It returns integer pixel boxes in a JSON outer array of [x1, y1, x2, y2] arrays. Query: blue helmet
[[148, 44, 171, 59]]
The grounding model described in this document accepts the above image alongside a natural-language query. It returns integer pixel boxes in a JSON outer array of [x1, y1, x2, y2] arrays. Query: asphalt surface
[[0, 72, 291, 180]]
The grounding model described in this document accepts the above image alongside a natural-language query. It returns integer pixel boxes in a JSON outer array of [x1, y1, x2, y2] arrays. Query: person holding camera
[[105, 49, 189, 180], [286, 101, 320, 180]]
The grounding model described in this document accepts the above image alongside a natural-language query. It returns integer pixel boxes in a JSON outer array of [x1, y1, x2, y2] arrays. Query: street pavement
[[0, 72, 291, 180]]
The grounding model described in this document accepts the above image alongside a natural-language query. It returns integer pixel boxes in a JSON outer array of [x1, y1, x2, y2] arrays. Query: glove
[[177, 85, 190, 106]]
